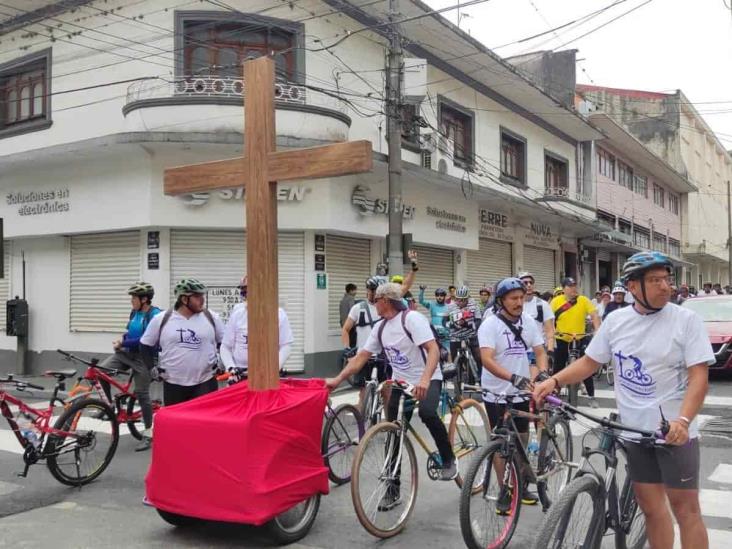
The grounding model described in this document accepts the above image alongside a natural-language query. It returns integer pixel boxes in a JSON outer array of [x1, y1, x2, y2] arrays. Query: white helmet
[[612, 286, 626, 294]]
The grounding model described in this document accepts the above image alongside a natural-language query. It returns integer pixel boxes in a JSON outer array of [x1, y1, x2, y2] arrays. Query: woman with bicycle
[[477, 277, 549, 511], [534, 252, 714, 549]]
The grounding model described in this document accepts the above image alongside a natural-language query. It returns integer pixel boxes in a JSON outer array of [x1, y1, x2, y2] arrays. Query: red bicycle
[[0, 371, 119, 486], [57, 349, 162, 440]]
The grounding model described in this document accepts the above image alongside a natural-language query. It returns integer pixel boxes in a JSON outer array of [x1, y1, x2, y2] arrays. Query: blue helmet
[[621, 252, 672, 284], [494, 277, 526, 299]]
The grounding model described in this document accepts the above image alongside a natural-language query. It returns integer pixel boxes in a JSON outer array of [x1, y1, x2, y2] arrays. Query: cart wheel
[[157, 508, 196, 527], [265, 494, 320, 545]]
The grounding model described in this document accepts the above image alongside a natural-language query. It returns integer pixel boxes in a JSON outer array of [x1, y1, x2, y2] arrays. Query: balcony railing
[[544, 185, 592, 205]]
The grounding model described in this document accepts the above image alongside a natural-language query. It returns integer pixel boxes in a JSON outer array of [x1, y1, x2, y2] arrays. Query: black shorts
[[484, 399, 530, 434], [624, 437, 700, 489], [353, 358, 391, 387]]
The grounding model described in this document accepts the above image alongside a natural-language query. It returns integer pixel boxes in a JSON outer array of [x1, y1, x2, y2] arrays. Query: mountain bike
[[458, 386, 575, 549], [451, 334, 481, 397], [554, 332, 593, 406], [350, 379, 490, 538], [531, 394, 669, 549], [58, 349, 162, 440], [0, 371, 118, 486]]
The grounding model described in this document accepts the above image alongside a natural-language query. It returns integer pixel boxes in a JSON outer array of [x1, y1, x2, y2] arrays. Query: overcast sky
[[425, 0, 732, 148]]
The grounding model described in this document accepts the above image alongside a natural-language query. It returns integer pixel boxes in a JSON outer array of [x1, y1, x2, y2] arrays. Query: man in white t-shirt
[[221, 276, 293, 374], [517, 272, 555, 360], [478, 276, 548, 512], [534, 252, 713, 549], [327, 283, 456, 507], [141, 278, 224, 407]]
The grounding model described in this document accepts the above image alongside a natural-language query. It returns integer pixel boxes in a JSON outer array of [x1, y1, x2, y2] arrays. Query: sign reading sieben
[[181, 185, 310, 207], [479, 209, 513, 241]]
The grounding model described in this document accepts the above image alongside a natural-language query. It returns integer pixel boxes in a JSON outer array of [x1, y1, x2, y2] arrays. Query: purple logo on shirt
[[176, 328, 202, 350], [614, 351, 656, 397], [384, 347, 410, 368], [502, 329, 527, 357]]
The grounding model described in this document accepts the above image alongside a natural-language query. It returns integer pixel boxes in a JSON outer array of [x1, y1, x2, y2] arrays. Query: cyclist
[[99, 282, 162, 451], [326, 282, 457, 499], [602, 285, 629, 320], [140, 278, 224, 406], [418, 285, 450, 350], [341, 276, 390, 407], [517, 272, 555, 363], [534, 252, 713, 549], [221, 276, 293, 375], [446, 286, 482, 383], [550, 277, 601, 408], [478, 277, 549, 512]]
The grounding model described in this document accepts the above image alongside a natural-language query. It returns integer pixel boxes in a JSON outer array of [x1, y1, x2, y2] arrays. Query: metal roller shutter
[[170, 230, 306, 371], [524, 245, 556, 293], [466, 239, 512, 291], [412, 245, 454, 315], [70, 232, 141, 332], [327, 235, 372, 329], [0, 242, 11, 329]]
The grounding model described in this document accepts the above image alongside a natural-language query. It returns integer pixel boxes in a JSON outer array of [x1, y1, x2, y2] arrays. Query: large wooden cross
[[164, 57, 373, 390]]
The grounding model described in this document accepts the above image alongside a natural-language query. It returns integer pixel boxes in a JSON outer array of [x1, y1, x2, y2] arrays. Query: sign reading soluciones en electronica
[[7, 189, 71, 216], [426, 206, 466, 233]]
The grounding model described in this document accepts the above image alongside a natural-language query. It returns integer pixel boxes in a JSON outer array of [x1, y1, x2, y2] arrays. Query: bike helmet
[[516, 271, 535, 283], [390, 274, 404, 284], [365, 276, 387, 291], [495, 277, 526, 300], [621, 252, 673, 312], [612, 286, 626, 294], [435, 287, 447, 297], [553, 286, 563, 297], [455, 285, 470, 299], [174, 278, 207, 298], [127, 281, 154, 299]]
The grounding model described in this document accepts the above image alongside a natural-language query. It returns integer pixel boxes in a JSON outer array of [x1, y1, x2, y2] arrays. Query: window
[[180, 15, 300, 80], [500, 128, 526, 185], [597, 148, 615, 180], [634, 226, 650, 249], [668, 193, 679, 215], [439, 100, 473, 166], [545, 152, 569, 194], [619, 218, 632, 236], [653, 232, 667, 253], [0, 49, 51, 136], [597, 210, 616, 228], [653, 183, 665, 208], [668, 238, 680, 257], [400, 103, 419, 147], [634, 175, 648, 198], [618, 161, 634, 190]]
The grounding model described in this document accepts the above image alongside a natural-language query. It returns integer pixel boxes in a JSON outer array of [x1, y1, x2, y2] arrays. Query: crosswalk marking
[[698, 489, 732, 520], [709, 464, 732, 484]]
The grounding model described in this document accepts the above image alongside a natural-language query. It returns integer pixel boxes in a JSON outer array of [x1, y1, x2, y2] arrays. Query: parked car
[[681, 295, 732, 371]]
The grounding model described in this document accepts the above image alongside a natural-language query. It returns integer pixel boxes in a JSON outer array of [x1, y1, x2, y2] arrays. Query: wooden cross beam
[[164, 57, 373, 390]]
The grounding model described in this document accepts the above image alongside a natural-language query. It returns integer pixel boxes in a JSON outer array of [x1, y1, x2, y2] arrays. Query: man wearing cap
[[550, 277, 601, 408], [517, 272, 555, 361]]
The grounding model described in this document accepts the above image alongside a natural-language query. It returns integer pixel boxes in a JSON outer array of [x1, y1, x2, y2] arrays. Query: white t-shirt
[[141, 310, 225, 386], [362, 311, 442, 385], [585, 303, 714, 438], [478, 312, 543, 403], [522, 296, 554, 343], [222, 304, 294, 371], [347, 301, 381, 350]]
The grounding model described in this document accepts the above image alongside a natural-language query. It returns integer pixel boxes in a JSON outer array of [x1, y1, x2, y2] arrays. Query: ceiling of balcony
[[0, 1, 93, 36]]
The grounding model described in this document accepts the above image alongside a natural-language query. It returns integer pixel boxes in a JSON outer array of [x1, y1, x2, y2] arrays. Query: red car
[[681, 295, 732, 371]]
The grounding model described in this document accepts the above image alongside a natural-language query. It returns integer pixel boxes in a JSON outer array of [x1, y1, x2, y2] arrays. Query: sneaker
[[440, 460, 458, 481], [495, 486, 513, 516], [135, 429, 152, 452], [588, 397, 600, 409], [579, 385, 588, 396], [378, 486, 402, 512], [521, 487, 539, 505]]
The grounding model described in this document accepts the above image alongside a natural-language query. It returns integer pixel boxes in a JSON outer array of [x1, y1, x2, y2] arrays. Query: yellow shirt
[[550, 295, 596, 342]]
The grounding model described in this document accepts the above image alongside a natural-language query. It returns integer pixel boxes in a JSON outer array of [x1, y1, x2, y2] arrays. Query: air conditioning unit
[[403, 58, 427, 101]]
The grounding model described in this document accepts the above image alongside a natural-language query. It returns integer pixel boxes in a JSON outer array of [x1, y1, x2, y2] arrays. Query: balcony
[[122, 77, 352, 143], [540, 185, 594, 211]]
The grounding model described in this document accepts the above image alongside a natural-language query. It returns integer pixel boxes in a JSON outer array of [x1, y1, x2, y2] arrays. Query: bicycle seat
[[43, 369, 77, 380], [441, 362, 457, 380]]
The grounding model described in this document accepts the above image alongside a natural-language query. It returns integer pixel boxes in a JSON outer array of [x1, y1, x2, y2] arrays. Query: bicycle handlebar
[[0, 375, 45, 391], [57, 349, 97, 366], [463, 384, 531, 402]]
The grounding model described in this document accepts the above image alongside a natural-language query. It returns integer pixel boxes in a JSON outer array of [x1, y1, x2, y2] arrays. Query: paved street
[[1, 375, 731, 548]]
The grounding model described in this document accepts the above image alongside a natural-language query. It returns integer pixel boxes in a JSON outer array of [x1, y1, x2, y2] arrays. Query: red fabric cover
[[145, 378, 329, 525]]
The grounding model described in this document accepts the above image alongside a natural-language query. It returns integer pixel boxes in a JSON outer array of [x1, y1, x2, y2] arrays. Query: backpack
[[357, 301, 378, 328], [377, 310, 441, 364], [534, 299, 544, 324]]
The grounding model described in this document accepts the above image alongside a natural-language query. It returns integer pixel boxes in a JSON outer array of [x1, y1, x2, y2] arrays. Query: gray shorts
[[624, 437, 700, 489]]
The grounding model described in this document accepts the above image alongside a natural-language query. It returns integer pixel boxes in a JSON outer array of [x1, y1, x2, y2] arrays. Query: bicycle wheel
[[448, 398, 491, 491], [265, 494, 320, 545], [607, 364, 615, 386], [46, 398, 119, 486], [322, 403, 363, 485], [361, 383, 379, 428], [459, 440, 523, 549], [454, 355, 466, 397], [124, 395, 162, 440], [615, 445, 647, 549], [351, 422, 418, 538], [537, 415, 573, 508], [530, 475, 604, 549]]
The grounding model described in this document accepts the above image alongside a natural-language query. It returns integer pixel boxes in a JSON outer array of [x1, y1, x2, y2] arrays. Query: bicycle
[[458, 386, 575, 549], [451, 334, 481, 397], [531, 394, 669, 549], [350, 379, 490, 538], [0, 371, 119, 486], [57, 349, 162, 440], [360, 355, 388, 429], [594, 362, 615, 386], [554, 332, 593, 406]]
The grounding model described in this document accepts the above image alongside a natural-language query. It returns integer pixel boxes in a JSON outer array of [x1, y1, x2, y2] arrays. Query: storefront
[[466, 209, 514, 290], [520, 221, 560, 293]]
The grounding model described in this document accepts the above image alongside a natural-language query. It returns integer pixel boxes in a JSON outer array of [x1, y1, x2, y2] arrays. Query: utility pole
[[386, 0, 404, 276], [727, 180, 731, 285]]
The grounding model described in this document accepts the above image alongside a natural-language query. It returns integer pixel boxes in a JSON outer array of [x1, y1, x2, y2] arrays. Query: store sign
[[7, 188, 71, 216], [351, 185, 415, 219], [427, 206, 466, 233], [181, 185, 310, 207], [207, 286, 243, 323], [525, 222, 558, 247], [479, 209, 513, 241]]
